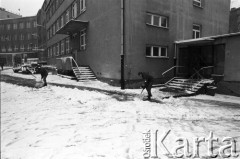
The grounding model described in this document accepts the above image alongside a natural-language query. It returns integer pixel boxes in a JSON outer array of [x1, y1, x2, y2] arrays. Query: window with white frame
[[61, 16, 64, 28], [80, 29, 86, 50], [53, 23, 56, 35], [1, 35, 5, 41], [80, 0, 86, 13], [61, 40, 65, 54], [33, 21, 37, 27], [7, 24, 11, 30], [20, 34, 24, 40], [193, 24, 201, 39], [28, 44, 32, 51], [14, 45, 18, 51], [50, 47, 52, 57], [13, 24, 18, 29], [146, 45, 168, 58], [66, 10, 70, 23], [27, 22, 31, 28], [66, 37, 70, 54], [20, 22, 24, 29], [72, 2, 77, 19], [8, 45, 12, 52], [56, 43, 59, 56], [20, 44, 25, 51], [2, 46, 6, 52], [193, 0, 202, 7], [34, 44, 38, 50], [53, 45, 56, 56], [48, 48, 50, 57], [146, 13, 168, 28]]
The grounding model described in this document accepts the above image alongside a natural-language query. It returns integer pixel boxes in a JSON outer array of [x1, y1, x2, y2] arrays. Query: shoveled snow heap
[[1, 81, 240, 159]]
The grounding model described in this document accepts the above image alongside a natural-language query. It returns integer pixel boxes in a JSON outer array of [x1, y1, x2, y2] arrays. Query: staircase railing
[[189, 66, 214, 80], [162, 66, 184, 76], [71, 57, 82, 76]]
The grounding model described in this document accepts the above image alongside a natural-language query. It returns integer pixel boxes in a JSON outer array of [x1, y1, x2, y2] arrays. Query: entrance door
[[213, 44, 225, 75]]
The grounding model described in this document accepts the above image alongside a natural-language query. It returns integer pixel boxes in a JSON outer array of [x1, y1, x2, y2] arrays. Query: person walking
[[138, 72, 154, 100]]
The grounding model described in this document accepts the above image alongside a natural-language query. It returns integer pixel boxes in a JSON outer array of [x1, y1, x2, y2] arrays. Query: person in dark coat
[[138, 72, 154, 100], [0, 63, 4, 70], [35, 65, 48, 86]]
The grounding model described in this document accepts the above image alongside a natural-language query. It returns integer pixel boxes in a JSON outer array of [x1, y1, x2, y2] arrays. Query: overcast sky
[[0, 0, 240, 17]]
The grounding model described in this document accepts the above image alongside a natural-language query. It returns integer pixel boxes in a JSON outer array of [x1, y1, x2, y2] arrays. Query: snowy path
[[1, 81, 240, 159]]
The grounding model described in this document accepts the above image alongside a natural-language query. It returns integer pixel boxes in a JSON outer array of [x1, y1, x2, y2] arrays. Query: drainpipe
[[174, 43, 177, 76], [120, 0, 125, 89]]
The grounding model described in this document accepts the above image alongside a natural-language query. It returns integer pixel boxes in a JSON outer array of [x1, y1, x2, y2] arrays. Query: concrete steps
[[72, 66, 97, 82]]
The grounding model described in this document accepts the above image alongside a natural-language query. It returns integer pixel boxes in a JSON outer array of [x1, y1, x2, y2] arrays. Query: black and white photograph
[[1, 0, 240, 158]]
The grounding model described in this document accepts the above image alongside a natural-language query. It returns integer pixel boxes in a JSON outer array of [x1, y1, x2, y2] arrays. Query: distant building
[[229, 7, 240, 33], [0, 16, 38, 66], [38, 0, 231, 86], [0, 7, 22, 19]]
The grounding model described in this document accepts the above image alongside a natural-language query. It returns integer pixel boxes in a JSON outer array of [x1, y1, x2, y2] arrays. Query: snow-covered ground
[[1, 69, 240, 159]]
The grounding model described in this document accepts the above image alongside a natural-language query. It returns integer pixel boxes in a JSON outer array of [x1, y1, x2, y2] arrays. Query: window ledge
[[193, 4, 203, 9], [146, 56, 169, 59], [146, 24, 169, 30]]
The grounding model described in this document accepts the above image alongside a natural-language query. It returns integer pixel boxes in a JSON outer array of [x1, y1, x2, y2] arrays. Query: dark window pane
[[161, 48, 167, 57], [146, 46, 151, 56], [153, 47, 159, 56], [161, 17, 167, 27], [153, 16, 159, 26], [146, 14, 152, 24]]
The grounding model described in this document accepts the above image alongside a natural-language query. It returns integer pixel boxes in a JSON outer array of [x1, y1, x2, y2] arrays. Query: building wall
[[0, 16, 38, 65], [229, 7, 240, 33], [124, 0, 230, 80], [0, 8, 22, 19], [44, 0, 230, 82], [223, 35, 240, 81]]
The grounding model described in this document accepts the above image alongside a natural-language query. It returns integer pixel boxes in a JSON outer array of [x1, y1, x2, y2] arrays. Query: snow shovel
[[27, 68, 44, 88], [138, 87, 145, 99]]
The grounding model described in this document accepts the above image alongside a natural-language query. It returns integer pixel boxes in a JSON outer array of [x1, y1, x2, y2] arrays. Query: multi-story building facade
[[229, 7, 240, 33], [42, 0, 230, 85], [0, 7, 22, 19], [0, 16, 38, 66]]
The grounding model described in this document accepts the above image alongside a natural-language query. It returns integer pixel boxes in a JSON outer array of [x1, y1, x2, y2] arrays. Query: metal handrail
[[162, 66, 184, 76], [190, 66, 214, 79], [71, 57, 82, 75]]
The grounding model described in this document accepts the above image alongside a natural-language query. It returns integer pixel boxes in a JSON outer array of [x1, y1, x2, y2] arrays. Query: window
[[28, 44, 32, 51], [27, 22, 31, 28], [33, 21, 37, 27], [80, 29, 86, 50], [2, 46, 6, 52], [14, 45, 18, 51], [20, 44, 25, 51], [193, 24, 201, 39], [48, 48, 50, 57], [13, 24, 18, 29], [61, 40, 65, 54], [20, 34, 24, 40], [56, 43, 59, 56], [146, 45, 168, 58], [80, 0, 86, 13], [13, 34, 17, 41], [66, 10, 70, 23], [61, 16, 64, 28], [66, 37, 70, 54], [53, 45, 56, 56], [8, 45, 12, 52], [34, 44, 38, 50], [28, 33, 32, 40], [7, 24, 11, 30], [72, 2, 77, 19], [50, 27, 52, 38], [53, 23, 56, 35], [146, 13, 168, 28], [50, 47, 53, 57], [20, 22, 24, 29], [193, 0, 202, 7], [56, 20, 59, 31]]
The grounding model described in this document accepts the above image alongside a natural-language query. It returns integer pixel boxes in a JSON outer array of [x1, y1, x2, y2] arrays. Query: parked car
[[12, 64, 35, 74]]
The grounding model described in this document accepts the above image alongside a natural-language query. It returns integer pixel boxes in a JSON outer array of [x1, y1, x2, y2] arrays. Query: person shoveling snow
[[35, 65, 48, 87]]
